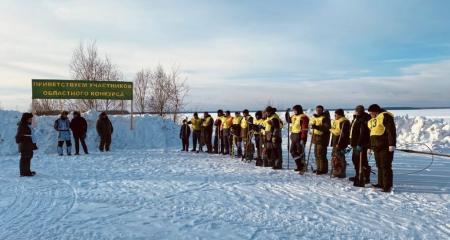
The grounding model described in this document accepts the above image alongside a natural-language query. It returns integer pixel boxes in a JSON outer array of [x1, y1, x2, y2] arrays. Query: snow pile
[[0, 110, 179, 155], [396, 115, 450, 152]]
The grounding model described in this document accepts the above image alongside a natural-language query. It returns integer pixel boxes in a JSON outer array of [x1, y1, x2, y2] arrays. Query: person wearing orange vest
[[330, 109, 350, 178], [368, 104, 396, 193], [310, 105, 331, 174], [188, 112, 202, 153], [221, 111, 233, 155], [286, 105, 309, 173], [214, 109, 224, 154]]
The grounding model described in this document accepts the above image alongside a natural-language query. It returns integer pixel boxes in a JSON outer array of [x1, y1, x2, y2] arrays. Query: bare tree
[[69, 40, 123, 112], [148, 65, 172, 117], [167, 65, 189, 122], [133, 69, 151, 114]]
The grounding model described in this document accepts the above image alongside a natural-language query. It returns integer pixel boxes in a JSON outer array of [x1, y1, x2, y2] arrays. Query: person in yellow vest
[[241, 109, 254, 161], [310, 105, 331, 174], [221, 111, 232, 155], [202, 112, 214, 153], [330, 109, 350, 178], [265, 106, 283, 169], [231, 111, 244, 157], [253, 111, 264, 166], [188, 112, 202, 153], [214, 109, 224, 154], [286, 105, 310, 173], [368, 104, 396, 193]]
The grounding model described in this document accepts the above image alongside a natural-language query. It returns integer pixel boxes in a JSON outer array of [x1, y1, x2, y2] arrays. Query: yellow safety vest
[[331, 117, 349, 136], [190, 118, 202, 131], [290, 114, 307, 133], [232, 116, 243, 125], [254, 119, 264, 135], [311, 115, 325, 135], [368, 112, 394, 136], [202, 116, 212, 127], [241, 117, 249, 129], [221, 116, 232, 129]]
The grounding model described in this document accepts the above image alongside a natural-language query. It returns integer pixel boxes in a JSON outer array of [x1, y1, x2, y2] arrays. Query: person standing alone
[[16, 113, 38, 177]]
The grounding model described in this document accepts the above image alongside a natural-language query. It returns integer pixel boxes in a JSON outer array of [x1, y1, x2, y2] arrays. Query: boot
[[57, 146, 64, 156], [67, 146, 72, 156]]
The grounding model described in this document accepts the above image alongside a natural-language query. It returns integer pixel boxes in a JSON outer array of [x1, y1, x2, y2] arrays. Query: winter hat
[[293, 105, 303, 114], [368, 104, 381, 113], [335, 109, 345, 116]]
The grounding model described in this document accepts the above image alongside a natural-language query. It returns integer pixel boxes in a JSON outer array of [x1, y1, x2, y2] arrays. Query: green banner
[[32, 79, 133, 100]]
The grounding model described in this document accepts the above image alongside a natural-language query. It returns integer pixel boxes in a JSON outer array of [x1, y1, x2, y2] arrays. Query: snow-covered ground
[[0, 109, 449, 239]]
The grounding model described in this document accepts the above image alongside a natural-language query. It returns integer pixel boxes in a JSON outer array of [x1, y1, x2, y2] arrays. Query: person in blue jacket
[[54, 111, 72, 156]]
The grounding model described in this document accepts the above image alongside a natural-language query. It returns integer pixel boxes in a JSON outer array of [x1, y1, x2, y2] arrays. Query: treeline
[[32, 41, 188, 122]]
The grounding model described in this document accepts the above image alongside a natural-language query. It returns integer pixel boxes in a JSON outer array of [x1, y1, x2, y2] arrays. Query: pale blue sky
[[1, 0, 450, 111]]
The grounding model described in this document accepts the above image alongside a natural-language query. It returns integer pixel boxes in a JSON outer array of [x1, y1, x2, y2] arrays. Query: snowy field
[[0, 109, 449, 239]]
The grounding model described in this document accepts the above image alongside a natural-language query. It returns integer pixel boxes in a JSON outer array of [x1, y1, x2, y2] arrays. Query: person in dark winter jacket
[[368, 104, 396, 193], [96, 112, 114, 152], [180, 119, 191, 151], [349, 105, 371, 185], [311, 105, 331, 174], [54, 111, 72, 156], [213, 110, 224, 154], [202, 112, 214, 153], [286, 105, 309, 173], [70, 111, 88, 155], [330, 109, 350, 178], [15, 113, 37, 177]]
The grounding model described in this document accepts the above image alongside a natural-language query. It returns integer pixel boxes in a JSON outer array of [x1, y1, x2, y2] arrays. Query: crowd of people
[[181, 104, 397, 193], [15, 111, 114, 177]]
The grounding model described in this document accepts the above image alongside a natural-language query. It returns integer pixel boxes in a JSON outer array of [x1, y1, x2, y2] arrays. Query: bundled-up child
[[180, 119, 191, 151]]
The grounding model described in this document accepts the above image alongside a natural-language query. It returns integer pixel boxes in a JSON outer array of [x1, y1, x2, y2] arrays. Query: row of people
[[181, 104, 396, 192]]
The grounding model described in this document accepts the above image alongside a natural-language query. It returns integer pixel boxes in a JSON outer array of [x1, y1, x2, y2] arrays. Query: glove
[[389, 146, 395, 152], [355, 145, 362, 153], [311, 125, 318, 130], [33, 143, 38, 150]]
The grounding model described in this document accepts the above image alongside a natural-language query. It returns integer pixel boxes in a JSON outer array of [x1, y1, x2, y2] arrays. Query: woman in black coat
[[15, 113, 37, 177]]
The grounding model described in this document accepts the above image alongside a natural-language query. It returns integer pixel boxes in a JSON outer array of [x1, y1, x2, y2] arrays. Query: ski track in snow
[[0, 149, 449, 240]]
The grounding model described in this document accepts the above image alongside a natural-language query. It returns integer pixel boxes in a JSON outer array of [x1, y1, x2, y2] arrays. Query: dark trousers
[[181, 137, 189, 151], [99, 134, 111, 151], [192, 130, 201, 151], [351, 147, 370, 180], [290, 133, 305, 170], [214, 130, 224, 153], [254, 134, 262, 160], [314, 144, 328, 173], [20, 151, 33, 176], [222, 129, 230, 154], [374, 148, 394, 190], [73, 135, 88, 154], [203, 129, 212, 152]]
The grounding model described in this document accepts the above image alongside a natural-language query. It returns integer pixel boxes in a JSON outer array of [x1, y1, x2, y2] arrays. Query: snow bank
[[0, 110, 179, 155], [396, 115, 450, 152]]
